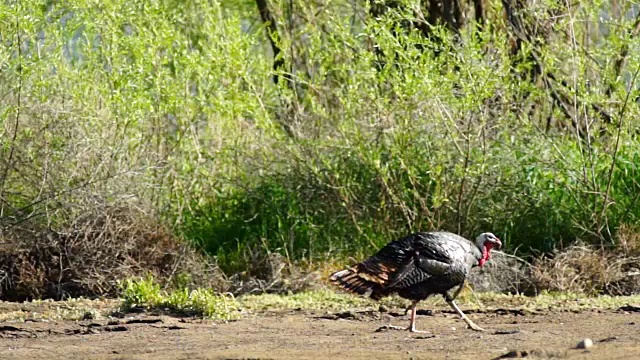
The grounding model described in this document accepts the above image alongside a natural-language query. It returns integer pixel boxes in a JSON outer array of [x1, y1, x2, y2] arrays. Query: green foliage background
[[2, 0, 640, 273]]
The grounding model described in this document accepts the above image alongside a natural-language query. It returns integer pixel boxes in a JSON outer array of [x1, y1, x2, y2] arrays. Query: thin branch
[[0, 166, 162, 225], [501, 0, 613, 131], [599, 64, 640, 242], [0, 18, 23, 219], [456, 115, 473, 235], [607, 10, 640, 97]]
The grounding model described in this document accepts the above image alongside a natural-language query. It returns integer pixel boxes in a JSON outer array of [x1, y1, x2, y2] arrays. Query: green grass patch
[[2, 281, 639, 323], [239, 288, 640, 314], [119, 275, 240, 321], [118, 277, 640, 320]]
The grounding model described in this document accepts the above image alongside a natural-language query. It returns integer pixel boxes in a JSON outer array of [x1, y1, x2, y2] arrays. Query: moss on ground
[[2, 287, 639, 323], [238, 289, 640, 314]]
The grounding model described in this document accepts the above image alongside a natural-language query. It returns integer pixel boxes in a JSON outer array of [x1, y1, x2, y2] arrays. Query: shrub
[[531, 244, 640, 296], [0, 201, 224, 301]]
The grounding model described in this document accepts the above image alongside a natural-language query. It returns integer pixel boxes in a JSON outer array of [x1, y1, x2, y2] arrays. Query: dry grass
[[227, 252, 321, 295], [0, 202, 322, 302], [471, 226, 640, 296], [531, 243, 640, 296], [0, 201, 225, 301], [617, 223, 640, 255]]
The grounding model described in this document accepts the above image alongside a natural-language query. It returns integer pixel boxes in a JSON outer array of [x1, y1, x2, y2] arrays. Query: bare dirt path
[[1, 307, 639, 359]]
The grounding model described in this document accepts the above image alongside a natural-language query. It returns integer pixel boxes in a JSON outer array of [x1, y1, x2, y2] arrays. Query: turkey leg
[[444, 284, 485, 332], [446, 299, 485, 331], [406, 301, 429, 333], [375, 300, 429, 333]]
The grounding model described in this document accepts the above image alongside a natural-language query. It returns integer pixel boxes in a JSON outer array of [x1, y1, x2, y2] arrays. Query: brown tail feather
[[329, 265, 390, 300]]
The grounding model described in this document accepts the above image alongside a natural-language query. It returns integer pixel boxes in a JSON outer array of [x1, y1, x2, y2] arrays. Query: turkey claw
[[375, 325, 406, 332], [408, 328, 430, 333], [467, 324, 486, 332]]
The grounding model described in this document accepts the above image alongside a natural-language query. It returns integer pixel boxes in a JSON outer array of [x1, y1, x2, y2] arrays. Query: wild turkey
[[329, 231, 501, 333]]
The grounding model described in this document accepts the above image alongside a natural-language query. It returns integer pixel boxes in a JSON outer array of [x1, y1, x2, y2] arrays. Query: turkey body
[[330, 231, 494, 333], [331, 231, 481, 302]]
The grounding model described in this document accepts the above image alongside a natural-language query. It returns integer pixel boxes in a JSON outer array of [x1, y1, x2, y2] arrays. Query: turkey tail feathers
[[329, 267, 375, 298], [330, 261, 396, 300]]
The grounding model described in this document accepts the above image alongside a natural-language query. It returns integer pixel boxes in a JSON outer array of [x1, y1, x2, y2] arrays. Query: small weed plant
[[120, 275, 240, 320]]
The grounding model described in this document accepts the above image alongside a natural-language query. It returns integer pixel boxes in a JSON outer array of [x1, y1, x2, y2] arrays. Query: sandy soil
[[1, 305, 639, 360]]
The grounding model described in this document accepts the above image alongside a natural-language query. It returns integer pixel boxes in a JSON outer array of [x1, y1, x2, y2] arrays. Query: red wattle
[[479, 242, 492, 267]]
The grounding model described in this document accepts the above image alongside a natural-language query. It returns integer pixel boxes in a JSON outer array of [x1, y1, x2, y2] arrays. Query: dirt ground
[[1, 305, 639, 360]]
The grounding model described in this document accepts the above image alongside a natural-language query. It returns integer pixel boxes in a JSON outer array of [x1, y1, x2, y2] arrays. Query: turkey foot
[[375, 324, 407, 332], [375, 324, 430, 333], [376, 301, 429, 333], [407, 325, 430, 333], [447, 299, 485, 332]]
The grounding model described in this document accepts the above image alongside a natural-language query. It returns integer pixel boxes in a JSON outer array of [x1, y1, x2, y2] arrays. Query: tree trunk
[[255, 0, 289, 86]]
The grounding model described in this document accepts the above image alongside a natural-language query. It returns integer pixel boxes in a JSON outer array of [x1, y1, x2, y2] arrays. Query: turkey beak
[[494, 238, 502, 249]]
